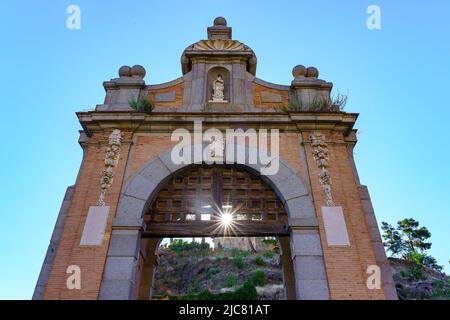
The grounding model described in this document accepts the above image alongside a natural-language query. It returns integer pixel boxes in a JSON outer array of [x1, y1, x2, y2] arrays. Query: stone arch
[[99, 145, 329, 300]]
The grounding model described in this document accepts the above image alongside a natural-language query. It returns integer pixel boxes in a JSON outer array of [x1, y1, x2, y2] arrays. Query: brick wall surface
[[148, 82, 184, 108], [252, 82, 289, 110]]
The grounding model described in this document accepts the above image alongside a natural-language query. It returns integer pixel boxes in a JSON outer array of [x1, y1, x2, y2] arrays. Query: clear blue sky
[[0, 0, 449, 299]]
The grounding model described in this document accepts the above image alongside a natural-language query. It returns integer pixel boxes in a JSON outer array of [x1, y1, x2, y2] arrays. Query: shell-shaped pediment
[[187, 39, 251, 52]]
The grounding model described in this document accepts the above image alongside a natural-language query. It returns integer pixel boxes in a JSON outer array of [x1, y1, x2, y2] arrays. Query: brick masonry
[[41, 130, 394, 299], [252, 82, 289, 109]]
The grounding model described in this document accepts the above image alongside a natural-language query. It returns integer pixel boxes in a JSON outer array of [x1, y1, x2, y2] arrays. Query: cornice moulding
[[77, 111, 358, 137]]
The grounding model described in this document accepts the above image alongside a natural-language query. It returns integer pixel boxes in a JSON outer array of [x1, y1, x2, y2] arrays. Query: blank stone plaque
[[80, 206, 110, 246], [321, 206, 350, 246]]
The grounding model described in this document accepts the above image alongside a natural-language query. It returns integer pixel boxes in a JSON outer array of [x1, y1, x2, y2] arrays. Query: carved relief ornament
[[97, 129, 123, 206], [309, 132, 335, 206]]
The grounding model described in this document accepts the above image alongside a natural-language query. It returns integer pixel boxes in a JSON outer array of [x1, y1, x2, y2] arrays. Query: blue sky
[[0, 0, 449, 299]]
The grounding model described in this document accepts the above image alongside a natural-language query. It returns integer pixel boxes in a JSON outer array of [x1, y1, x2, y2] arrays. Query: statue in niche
[[210, 74, 227, 102]]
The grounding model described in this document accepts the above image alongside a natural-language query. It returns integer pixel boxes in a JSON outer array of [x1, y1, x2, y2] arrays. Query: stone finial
[[208, 16, 232, 40], [292, 65, 319, 79], [306, 67, 319, 78], [119, 65, 131, 77], [214, 16, 227, 26], [131, 65, 146, 79], [292, 65, 307, 79], [118, 65, 146, 79]]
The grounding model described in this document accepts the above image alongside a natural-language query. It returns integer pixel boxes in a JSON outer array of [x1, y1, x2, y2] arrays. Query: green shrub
[[170, 280, 258, 300], [231, 280, 258, 300], [169, 239, 210, 253], [129, 96, 155, 113], [426, 279, 450, 299], [233, 256, 244, 269], [262, 239, 278, 247], [250, 269, 265, 286], [263, 251, 274, 259], [189, 278, 201, 294], [225, 275, 237, 288], [255, 256, 264, 266], [401, 265, 427, 281], [206, 267, 220, 276], [279, 93, 347, 112], [230, 248, 249, 258]]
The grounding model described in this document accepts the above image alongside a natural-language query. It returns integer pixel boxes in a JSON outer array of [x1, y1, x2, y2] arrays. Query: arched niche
[[206, 66, 230, 103]]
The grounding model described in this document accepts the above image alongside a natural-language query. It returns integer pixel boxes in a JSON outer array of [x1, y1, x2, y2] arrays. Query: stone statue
[[210, 74, 227, 102]]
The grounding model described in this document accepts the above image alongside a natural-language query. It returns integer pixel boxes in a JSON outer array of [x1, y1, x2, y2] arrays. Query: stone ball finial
[[213, 16, 227, 26], [118, 65, 131, 77], [306, 66, 319, 78], [131, 65, 146, 78], [292, 65, 307, 78]]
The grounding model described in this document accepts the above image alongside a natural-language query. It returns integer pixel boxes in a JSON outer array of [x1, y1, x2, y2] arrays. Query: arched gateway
[[99, 147, 326, 299], [34, 17, 397, 300]]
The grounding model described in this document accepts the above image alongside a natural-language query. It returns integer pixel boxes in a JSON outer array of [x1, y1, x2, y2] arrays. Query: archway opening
[[149, 236, 291, 300], [135, 165, 296, 300]]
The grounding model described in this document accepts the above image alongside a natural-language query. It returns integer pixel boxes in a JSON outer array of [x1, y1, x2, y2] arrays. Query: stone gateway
[[33, 17, 397, 300]]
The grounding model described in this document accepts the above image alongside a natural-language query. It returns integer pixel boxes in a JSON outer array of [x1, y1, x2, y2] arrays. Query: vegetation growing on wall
[[280, 92, 348, 112], [129, 96, 155, 112]]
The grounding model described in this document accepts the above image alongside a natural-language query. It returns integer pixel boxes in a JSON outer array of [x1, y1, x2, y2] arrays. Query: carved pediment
[[188, 39, 251, 52], [181, 39, 257, 75]]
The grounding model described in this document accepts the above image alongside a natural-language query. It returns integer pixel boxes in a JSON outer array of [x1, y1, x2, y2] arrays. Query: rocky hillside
[[389, 258, 449, 300], [152, 240, 285, 300], [151, 239, 449, 300]]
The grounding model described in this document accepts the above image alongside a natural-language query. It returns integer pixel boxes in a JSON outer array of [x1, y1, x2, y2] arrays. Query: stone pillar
[[290, 228, 330, 300], [99, 156, 175, 299], [98, 228, 142, 299], [189, 60, 206, 111], [232, 61, 247, 106]]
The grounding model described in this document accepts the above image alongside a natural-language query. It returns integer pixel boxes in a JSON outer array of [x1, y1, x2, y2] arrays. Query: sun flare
[[220, 213, 233, 226]]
